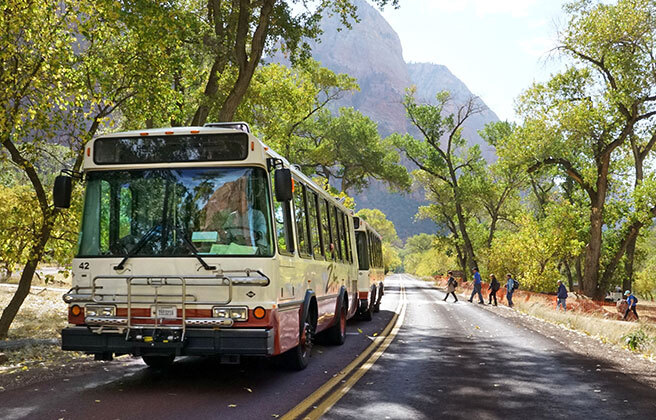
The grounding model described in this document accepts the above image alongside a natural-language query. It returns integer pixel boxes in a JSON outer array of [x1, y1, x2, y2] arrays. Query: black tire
[[362, 289, 375, 321], [285, 309, 315, 370], [373, 284, 383, 313], [142, 354, 175, 368], [327, 301, 347, 345]]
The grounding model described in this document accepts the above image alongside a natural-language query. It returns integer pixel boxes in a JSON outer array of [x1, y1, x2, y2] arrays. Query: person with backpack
[[488, 274, 500, 306], [468, 267, 485, 304], [623, 290, 639, 320], [443, 270, 458, 302], [556, 280, 568, 312], [506, 273, 516, 308]]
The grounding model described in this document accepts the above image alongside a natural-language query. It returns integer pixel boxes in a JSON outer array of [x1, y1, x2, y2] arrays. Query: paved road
[[324, 274, 656, 419], [0, 281, 400, 420]]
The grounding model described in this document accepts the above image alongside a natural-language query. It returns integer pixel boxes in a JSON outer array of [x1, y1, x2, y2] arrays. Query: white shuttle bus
[[54, 122, 360, 369], [353, 218, 384, 320]]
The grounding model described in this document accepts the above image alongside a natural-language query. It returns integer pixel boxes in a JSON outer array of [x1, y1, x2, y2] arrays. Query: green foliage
[[356, 208, 402, 272], [623, 329, 649, 352]]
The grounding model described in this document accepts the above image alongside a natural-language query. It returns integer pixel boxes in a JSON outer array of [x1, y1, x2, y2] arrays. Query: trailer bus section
[[354, 218, 384, 320], [56, 122, 359, 370]]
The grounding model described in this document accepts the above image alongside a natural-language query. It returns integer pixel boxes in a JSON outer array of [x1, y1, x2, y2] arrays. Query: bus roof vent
[[203, 121, 251, 133]]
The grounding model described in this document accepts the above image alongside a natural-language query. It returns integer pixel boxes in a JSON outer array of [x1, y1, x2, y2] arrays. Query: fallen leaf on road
[[357, 328, 363, 334], [366, 382, 374, 385], [228, 404, 237, 408], [95, 400, 101, 403], [244, 387, 252, 393], [373, 333, 378, 337], [272, 415, 280, 418]]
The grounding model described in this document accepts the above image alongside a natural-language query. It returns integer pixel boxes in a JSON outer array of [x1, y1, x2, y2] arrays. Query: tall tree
[[393, 91, 486, 272], [190, 0, 399, 125], [499, 0, 656, 298]]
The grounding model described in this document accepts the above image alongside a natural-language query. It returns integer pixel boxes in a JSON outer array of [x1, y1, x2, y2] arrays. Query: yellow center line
[[282, 278, 408, 420]]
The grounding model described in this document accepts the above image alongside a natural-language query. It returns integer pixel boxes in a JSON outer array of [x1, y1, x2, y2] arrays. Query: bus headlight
[[85, 305, 115, 317], [213, 306, 248, 321]]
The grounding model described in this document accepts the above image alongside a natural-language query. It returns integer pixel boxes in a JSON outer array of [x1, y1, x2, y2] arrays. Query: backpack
[[512, 279, 519, 291]]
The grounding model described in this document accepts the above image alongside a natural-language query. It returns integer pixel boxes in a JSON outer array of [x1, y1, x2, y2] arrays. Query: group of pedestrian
[[443, 268, 517, 308], [442, 269, 641, 322]]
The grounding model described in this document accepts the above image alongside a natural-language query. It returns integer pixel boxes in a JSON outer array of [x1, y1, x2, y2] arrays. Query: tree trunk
[[0, 217, 54, 339], [575, 254, 583, 292], [563, 259, 574, 292], [623, 232, 637, 292], [582, 203, 604, 299], [487, 215, 498, 248]]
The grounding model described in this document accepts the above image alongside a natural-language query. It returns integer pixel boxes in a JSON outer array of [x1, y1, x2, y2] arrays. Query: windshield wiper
[[177, 228, 216, 271], [114, 224, 161, 271]]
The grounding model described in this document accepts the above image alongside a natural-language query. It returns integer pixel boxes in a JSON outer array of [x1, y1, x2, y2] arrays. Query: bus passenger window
[[307, 191, 323, 259], [271, 172, 294, 254], [321, 199, 333, 261], [293, 182, 311, 256], [332, 206, 342, 261], [341, 212, 351, 263], [339, 212, 347, 263]]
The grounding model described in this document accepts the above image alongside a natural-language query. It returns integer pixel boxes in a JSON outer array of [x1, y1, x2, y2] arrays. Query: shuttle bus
[[354, 218, 384, 320], [54, 122, 360, 370]]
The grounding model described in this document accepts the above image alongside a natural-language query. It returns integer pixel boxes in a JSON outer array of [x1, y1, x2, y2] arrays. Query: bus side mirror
[[274, 169, 293, 202], [53, 175, 72, 208]]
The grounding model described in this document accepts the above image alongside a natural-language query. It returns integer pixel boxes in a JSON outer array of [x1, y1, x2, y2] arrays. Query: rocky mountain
[[293, 0, 500, 239]]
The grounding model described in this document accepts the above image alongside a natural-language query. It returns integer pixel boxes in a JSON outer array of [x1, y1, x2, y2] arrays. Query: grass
[[0, 287, 68, 340], [513, 297, 656, 357]]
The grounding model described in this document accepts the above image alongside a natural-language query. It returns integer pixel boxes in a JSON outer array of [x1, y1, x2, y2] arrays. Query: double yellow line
[[282, 281, 407, 420]]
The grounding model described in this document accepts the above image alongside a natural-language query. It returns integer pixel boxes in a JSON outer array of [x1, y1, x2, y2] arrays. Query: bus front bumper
[[61, 326, 274, 357]]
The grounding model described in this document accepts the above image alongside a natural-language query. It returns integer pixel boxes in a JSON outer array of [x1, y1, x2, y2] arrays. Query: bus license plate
[[155, 306, 177, 319]]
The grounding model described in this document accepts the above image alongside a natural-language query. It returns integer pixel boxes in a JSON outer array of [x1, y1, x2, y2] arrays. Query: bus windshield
[[77, 167, 273, 258]]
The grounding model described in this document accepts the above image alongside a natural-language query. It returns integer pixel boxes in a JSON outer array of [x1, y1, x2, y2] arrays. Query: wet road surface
[[324, 274, 656, 419]]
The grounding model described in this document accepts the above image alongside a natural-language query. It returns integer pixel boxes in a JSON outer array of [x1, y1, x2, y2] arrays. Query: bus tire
[[142, 354, 175, 369], [327, 300, 347, 345], [362, 289, 375, 321], [285, 301, 316, 370], [374, 283, 383, 313]]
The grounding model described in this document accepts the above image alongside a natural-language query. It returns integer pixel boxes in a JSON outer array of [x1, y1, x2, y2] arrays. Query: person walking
[[468, 267, 484, 304], [443, 271, 458, 302], [506, 273, 515, 308], [556, 280, 568, 312], [623, 290, 639, 321], [488, 274, 500, 306]]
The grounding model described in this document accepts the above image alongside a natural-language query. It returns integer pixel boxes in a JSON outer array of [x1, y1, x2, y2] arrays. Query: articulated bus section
[[55, 122, 382, 370]]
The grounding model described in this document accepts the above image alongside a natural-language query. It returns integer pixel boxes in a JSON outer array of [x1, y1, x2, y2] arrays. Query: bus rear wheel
[[327, 302, 347, 345], [142, 354, 175, 369]]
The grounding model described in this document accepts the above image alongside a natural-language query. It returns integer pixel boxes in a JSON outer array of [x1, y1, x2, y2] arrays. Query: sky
[[377, 0, 569, 122]]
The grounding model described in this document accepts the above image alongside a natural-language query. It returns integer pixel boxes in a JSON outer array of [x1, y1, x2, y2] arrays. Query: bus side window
[[271, 172, 294, 254], [119, 185, 132, 240], [332, 206, 342, 261], [99, 180, 111, 253], [321, 199, 333, 261], [293, 181, 311, 257], [307, 191, 323, 259], [339, 211, 348, 263]]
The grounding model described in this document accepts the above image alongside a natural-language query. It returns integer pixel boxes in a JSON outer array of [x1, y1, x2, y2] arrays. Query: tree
[[499, 0, 656, 298], [189, 0, 399, 125], [393, 90, 486, 273], [0, 1, 186, 339]]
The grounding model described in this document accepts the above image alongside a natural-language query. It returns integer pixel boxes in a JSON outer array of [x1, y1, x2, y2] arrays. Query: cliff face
[[302, 0, 500, 239]]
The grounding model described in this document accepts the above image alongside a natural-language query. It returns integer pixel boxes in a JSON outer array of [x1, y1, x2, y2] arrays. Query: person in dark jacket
[[556, 280, 568, 312], [443, 271, 458, 302], [488, 274, 500, 306], [506, 274, 515, 308], [623, 290, 639, 320], [468, 268, 484, 304]]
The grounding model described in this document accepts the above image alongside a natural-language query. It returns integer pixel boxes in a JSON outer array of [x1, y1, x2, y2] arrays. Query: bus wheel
[[142, 355, 175, 369], [362, 290, 375, 321], [286, 312, 315, 370], [373, 284, 383, 313], [327, 301, 347, 345]]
